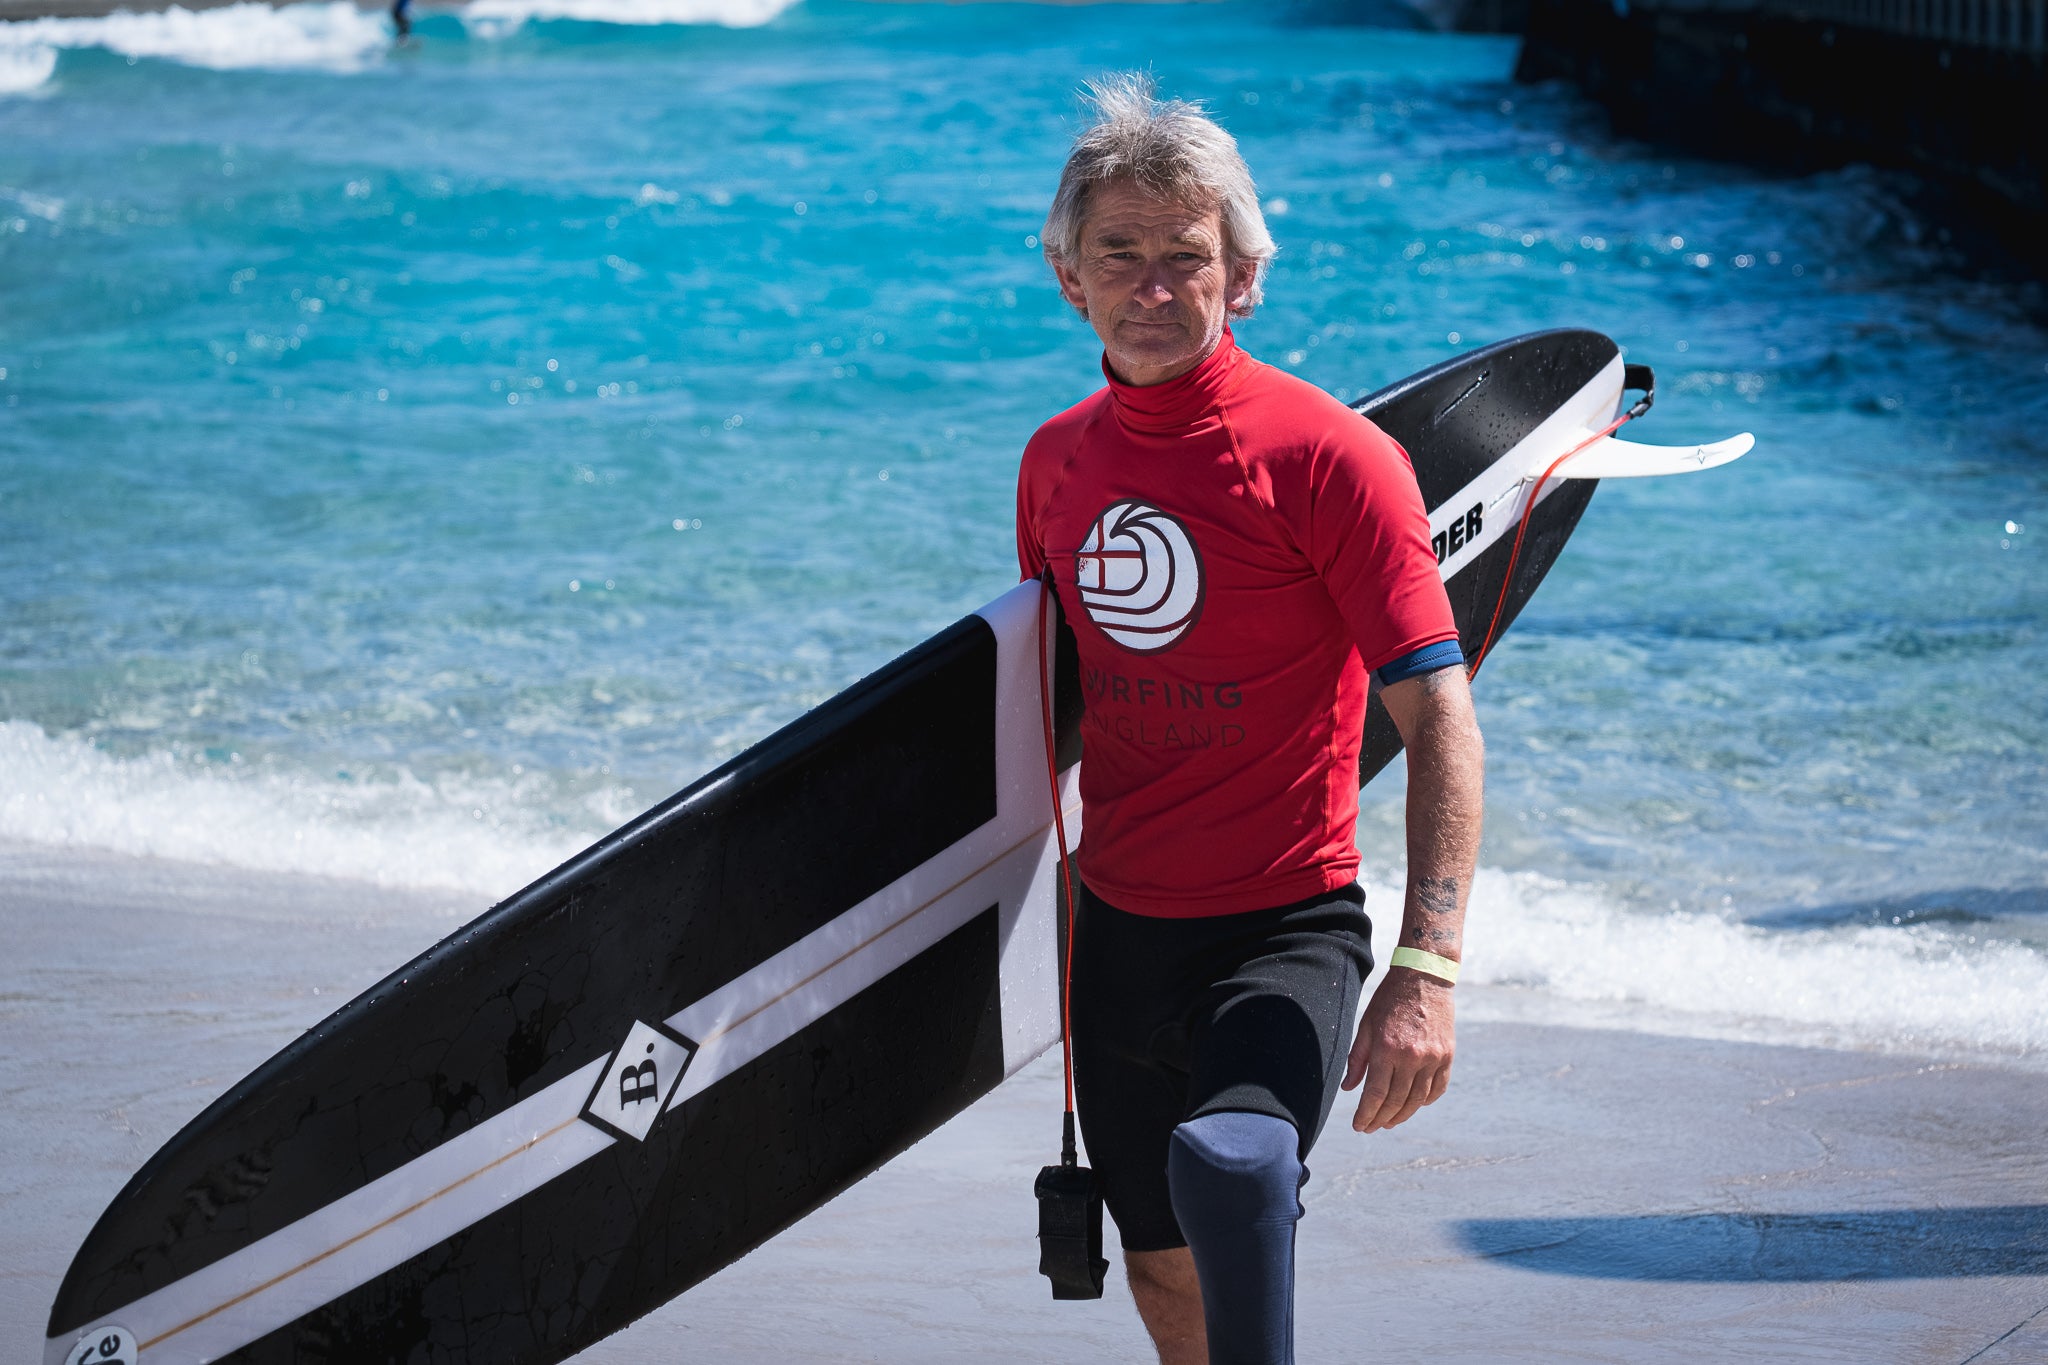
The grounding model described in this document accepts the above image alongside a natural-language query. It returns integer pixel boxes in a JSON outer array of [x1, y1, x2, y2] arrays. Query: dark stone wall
[[1283, 0, 1530, 34], [1456, 0, 1532, 33], [1517, 0, 2047, 227]]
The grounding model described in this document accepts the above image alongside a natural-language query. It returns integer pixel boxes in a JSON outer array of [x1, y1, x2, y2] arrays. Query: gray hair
[[1042, 73, 1276, 317]]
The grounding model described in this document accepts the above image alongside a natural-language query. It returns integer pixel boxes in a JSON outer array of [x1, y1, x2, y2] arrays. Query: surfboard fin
[[1546, 430, 1755, 479]]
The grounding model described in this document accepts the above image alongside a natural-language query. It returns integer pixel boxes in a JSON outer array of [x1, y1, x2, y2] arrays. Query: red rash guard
[[1016, 329, 1457, 918]]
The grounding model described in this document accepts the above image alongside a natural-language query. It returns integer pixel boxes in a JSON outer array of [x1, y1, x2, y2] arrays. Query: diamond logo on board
[[580, 1020, 697, 1143]]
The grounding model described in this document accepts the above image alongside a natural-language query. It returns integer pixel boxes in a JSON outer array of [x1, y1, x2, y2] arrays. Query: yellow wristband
[[1389, 946, 1460, 985]]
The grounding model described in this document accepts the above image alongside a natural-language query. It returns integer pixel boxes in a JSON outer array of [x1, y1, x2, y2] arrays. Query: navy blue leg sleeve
[[1165, 1110, 1304, 1365]]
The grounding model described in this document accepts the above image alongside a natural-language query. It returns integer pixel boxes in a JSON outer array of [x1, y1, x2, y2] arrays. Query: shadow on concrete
[[1455, 1206, 2048, 1280]]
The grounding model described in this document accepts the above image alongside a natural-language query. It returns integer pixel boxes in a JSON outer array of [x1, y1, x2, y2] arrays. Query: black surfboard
[[47, 329, 1669, 1365]]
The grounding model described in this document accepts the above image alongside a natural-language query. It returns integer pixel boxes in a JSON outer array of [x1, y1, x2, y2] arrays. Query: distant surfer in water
[[391, 0, 414, 43], [1018, 75, 1485, 1364]]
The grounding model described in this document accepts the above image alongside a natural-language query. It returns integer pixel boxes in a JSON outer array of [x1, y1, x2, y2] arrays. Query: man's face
[[1051, 180, 1259, 387]]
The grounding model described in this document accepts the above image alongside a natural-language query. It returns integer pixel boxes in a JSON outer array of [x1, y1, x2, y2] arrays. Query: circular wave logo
[[1072, 500, 1205, 653]]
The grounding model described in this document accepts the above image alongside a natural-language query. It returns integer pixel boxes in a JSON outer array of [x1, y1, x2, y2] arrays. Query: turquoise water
[[2, 0, 2044, 1054]]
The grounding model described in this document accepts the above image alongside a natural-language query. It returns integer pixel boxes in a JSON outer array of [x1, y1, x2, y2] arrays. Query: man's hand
[[1341, 968, 1455, 1132], [1341, 663, 1484, 1135]]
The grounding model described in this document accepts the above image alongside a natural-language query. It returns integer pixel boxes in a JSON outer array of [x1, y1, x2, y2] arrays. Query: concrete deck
[[7, 841, 2045, 1362]]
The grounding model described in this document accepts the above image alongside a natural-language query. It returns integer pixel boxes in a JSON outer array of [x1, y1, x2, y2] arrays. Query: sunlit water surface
[[2, 0, 2044, 1058]]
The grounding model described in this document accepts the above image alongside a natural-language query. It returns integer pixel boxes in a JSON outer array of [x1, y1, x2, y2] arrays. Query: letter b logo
[[581, 1020, 698, 1143], [619, 1055, 659, 1107]]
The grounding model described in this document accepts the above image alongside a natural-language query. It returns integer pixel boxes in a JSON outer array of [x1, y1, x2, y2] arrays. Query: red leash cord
[[1029, 588, 1106, 1301], [1467, 400, 1645, 678], [1036, 579, 1082, 1128]]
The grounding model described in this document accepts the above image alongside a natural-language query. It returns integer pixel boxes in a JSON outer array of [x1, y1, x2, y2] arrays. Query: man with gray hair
[[1017, 75, 1485, 1363]]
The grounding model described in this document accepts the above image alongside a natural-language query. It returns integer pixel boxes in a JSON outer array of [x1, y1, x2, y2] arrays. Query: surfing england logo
[[1072, 500, 1205, 653]]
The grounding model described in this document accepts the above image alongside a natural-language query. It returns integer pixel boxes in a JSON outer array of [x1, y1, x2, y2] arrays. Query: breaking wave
[[0, 0, 802, 96], [1355, 863, 2048, 1061], [7, 717, 2044, 1060], [0, 720, 620, 895], [0, 3, 391, 94], [0, 43, 60, 96], [463, 0, 798, 29]]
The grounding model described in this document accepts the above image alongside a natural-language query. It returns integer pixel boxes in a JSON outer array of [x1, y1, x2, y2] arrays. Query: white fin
[[1548, 431, 1755, 479]]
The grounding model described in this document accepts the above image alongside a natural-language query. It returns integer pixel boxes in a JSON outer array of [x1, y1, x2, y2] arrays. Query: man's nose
[[1131, 264, 1176, 307]]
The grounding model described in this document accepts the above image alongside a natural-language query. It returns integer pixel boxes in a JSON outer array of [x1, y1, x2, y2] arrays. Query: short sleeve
[[1297, 415, 1458, 673], [1016, 440, 1050, 582]]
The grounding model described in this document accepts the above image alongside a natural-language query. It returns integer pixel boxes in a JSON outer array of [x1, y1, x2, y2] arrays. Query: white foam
[[1359, 864, 2048, 1059], [0, 185, 65, 219], [8, 718, 2042, 1056], [462, 0, 796, 29], [0, 44, 59, 96], [0, 2, 389, 96], [0, 0, 800, 96], [0, 721, 613, 896]]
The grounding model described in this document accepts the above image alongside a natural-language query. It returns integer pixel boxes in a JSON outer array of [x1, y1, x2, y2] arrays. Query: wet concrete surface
[[6, 841, 2045, 1362]]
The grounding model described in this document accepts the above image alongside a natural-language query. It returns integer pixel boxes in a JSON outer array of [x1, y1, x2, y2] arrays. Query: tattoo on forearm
[[1416, 876, 1460, 916], [1403, 875, 1463, 951]]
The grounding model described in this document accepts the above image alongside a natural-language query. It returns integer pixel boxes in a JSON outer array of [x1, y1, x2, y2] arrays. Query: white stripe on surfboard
[[47, 581, 1074, 1365], [63, 1067, 620, 1365], [667, 578, 1070, 1094], [1425, 355, 1624, 584]]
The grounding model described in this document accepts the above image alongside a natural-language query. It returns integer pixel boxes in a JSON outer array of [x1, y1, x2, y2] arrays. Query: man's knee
[[1166, 1110, 1303, 1233], [1165, 1111, 1303, 1365]]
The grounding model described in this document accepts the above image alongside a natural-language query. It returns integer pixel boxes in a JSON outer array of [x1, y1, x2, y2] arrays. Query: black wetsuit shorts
[[1068, 879, 1375, 1253]]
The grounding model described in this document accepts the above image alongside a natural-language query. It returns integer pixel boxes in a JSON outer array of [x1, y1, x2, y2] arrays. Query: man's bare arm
[[1340, 664, 1485, 1133]]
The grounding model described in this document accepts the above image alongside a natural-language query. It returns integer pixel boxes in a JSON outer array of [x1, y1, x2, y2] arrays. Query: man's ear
[[1226, 255, 1260, 316], [1049, 255, 1091, 320]]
